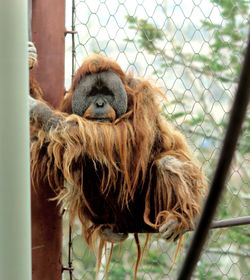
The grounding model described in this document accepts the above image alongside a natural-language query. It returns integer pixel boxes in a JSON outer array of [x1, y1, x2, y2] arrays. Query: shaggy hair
[[30, 54, 206, 277], [30, 76, 44, 100]]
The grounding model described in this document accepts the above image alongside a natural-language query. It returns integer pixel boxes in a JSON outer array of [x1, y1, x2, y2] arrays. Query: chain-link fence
[[63, 0, 250, 279]]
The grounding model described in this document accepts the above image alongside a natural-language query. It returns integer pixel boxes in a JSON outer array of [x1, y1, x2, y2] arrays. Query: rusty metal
[[62, 267, 74, 272], [30, 0, 65, 280], [31, 0, 65, 108], [177, 34, 250, 280], [31, 184, 62, 280], [64, 30, 78, 36]]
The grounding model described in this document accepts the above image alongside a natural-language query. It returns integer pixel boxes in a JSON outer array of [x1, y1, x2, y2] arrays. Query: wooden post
[[30, 0, 65, 279]]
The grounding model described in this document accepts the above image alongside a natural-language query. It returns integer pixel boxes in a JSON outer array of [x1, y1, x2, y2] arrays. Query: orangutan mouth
[[86, 117, 113, 123]]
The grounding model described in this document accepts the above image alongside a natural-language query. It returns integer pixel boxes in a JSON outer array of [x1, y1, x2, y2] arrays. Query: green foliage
[[197, 0, 250, 81], [126, 1, 250, 83], [227, 226, 250, 244], [126, 16, 164, 53], [239, 114, 250, 153], [196, 261, 218, 279], [108, 266, 133, 280]]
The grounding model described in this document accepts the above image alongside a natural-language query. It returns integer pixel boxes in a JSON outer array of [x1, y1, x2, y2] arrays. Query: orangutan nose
[[95, 97, 106, 108]]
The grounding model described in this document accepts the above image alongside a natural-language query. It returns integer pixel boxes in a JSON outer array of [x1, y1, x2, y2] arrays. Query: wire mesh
[[63, 0, 250, 279]]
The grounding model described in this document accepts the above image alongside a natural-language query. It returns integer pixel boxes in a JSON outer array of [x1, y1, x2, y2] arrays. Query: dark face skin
[[72, 71, 128, 122]]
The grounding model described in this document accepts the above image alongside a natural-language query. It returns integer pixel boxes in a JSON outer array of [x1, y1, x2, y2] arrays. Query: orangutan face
[[72, 71, 127, 122]]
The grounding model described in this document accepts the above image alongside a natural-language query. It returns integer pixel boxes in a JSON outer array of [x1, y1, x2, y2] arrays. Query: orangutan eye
[[88, 86, 114, 97]]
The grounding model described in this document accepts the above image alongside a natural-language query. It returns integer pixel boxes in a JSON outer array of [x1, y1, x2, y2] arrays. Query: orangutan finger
[[159, 219, 178, 233]]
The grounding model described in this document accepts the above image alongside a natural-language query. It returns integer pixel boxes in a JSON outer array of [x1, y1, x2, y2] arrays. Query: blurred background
[[62, 0, 250, 279]]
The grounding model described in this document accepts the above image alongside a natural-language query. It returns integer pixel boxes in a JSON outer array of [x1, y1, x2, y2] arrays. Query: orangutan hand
[[159, 217, 187, 241], [28, 41, 37, 69]]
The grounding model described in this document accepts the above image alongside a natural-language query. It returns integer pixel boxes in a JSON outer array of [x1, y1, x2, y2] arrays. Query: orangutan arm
[[28, 42, 62, 130], [142, 153, 204, 242], [153, 153, 206, 241], [28, 43, 62, 129], [29, 96, 63, 130], [145, 120, 206, 241]]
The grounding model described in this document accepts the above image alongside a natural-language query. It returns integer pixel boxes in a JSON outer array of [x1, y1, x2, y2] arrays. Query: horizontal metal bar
[[113, 215, 250, 233], [211, 216, 250, 229], [62, 267, 74, 272], [64, 30, 78, 36]]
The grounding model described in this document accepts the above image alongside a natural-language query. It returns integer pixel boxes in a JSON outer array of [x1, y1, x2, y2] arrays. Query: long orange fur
[[30, 54, 207, 277]]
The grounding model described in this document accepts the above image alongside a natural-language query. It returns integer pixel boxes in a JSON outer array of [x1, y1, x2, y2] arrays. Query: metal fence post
[[0, 1, 31, 280], [30, 0, 65, 279]]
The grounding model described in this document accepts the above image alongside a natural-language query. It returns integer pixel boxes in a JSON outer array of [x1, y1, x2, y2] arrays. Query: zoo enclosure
[[30, 0, 250, 279], [63, 1, 250, 279]]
